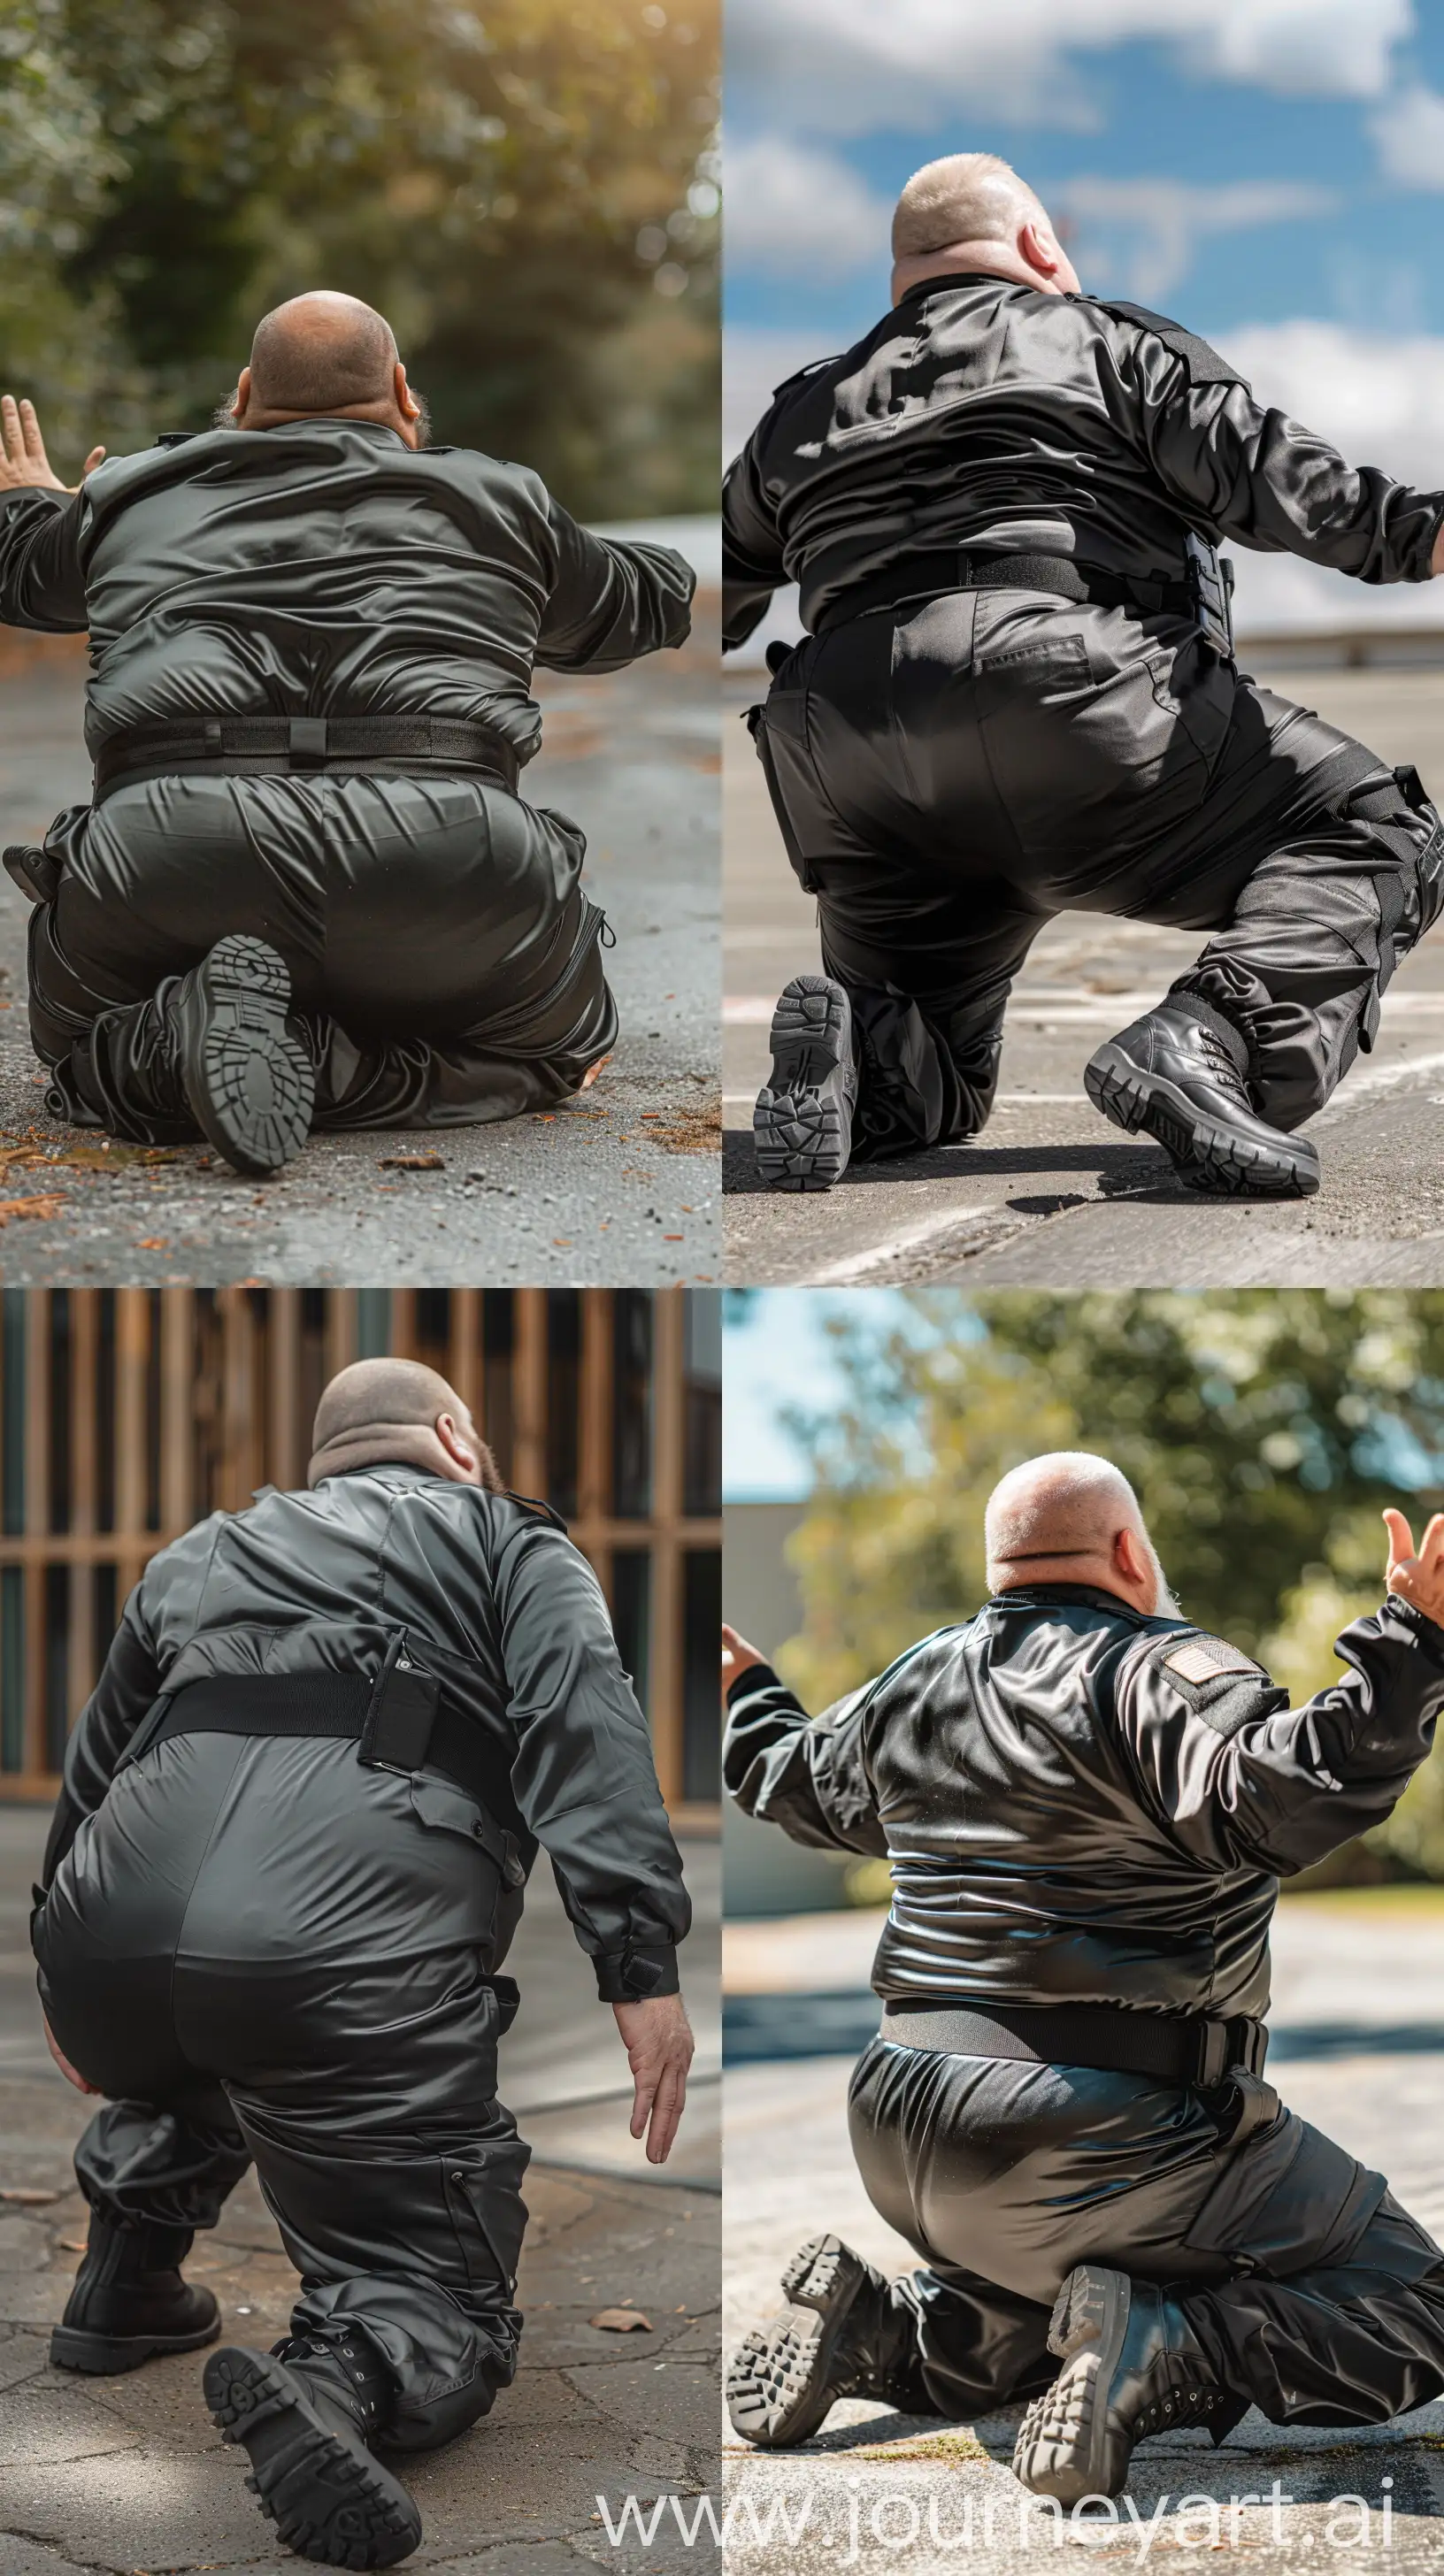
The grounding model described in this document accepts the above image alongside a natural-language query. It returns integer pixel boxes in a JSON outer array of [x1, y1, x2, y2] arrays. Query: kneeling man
[[0, 293, 693, 1175], [723, 1453, 1444, 2500]]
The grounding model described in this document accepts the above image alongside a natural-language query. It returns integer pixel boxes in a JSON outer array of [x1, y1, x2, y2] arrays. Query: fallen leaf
[[0, 1194, 63, 1226], [588, 2309, 651, 2334], [663, 1233, 684, 1241], [137, 1237, 167, 1250], [377, 1153, 445, 1171], [1, 2187, 61, 2204], [58, 2237, 88, 2253]]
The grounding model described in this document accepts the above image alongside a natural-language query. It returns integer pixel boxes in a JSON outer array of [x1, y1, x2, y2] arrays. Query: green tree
[[777, 1292, 1444, 1880], [0, 0, 718, 511]]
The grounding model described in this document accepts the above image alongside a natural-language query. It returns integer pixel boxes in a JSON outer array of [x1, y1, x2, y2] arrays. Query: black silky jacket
[[723, 272, 1444, 647], [0, 421, 694, 770], [724, 1583, 1444, 2018], [42, 1464, 690, 2000]]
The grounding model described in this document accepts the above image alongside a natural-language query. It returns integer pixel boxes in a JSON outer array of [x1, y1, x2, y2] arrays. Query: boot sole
[[181, 936, 314, 1179], [754, 977, 854, 1192], [1012, 2265, 1131, 2504], [204, 2347, 421, 2569], [726, 2232, 870, 2448], [50, 2311, 220, 2373], [1085, 1041, 1320, 1198]]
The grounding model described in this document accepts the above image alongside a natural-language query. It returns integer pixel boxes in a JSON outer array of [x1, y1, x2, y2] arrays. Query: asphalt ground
[[723, 663, 1444, 1286], [0, 1807, 720, 2575], [721, 1896, 1444, 2572], [0, 608, 719, 1289]]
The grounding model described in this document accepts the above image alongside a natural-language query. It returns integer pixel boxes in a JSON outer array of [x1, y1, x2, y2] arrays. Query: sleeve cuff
[[726, 1660, 780, 1707], [1385, 1593, 1444, 1655], [593, 1943, 680, 2003]]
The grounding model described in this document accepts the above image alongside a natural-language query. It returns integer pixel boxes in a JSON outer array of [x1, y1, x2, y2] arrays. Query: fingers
[[81, 446, 106, 476], [629, 2064, 655, 2143], [18, 397, 47, 460], [645, 2058, 688, 2164], [0, 395, 26, 471], [1383, 1507, 1417, 1568], [1419, 1513, 1444, 1574]]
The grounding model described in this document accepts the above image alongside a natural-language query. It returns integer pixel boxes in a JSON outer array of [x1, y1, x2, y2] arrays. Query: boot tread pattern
[[204, 2347, 419, 2568], [1085, 1046, 1319, 1199], [1012, 2265, 1129, 2506], [754, 976, 851, 1191], [188, 935, 313, 1178]]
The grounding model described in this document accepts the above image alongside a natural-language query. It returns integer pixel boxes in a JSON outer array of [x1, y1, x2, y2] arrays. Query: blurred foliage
[[777, 1292, 1444, 1882], [0, 0, 718, 513]]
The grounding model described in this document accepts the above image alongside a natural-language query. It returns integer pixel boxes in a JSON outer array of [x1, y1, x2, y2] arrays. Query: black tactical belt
[[116, 1666, 523, 1883], [814, 547, 1216, 640], [92, 713, 518, 802], [879, 1997, 1267, 2089]]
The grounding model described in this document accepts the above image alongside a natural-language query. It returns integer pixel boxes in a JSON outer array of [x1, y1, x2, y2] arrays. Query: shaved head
[[893, 154, 1050, 264], [985, 1451, 1177, 1615], [889, 151, 1080, 305], [248, 293, 398, 415], [309, 1357, 501, 1491]]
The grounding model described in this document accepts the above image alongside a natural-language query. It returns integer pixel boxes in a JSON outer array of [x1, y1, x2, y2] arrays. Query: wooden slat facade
[[0, 1287, 721, 1823]]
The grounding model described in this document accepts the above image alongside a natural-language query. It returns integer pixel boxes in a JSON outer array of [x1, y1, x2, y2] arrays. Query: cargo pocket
[[1181, 2094, 1386, 2279], [752, 688, 825, 894], [442, 2133, 531, 2302], [407, 1775, 503, 1946]]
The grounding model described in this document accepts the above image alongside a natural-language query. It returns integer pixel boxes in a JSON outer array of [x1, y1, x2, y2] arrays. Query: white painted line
[[804, 1201, 1014, 1287], [725, 992, 1444, 1027], [722, 1090, 1087, 1108], [1309, 1046, 1444, 1123]]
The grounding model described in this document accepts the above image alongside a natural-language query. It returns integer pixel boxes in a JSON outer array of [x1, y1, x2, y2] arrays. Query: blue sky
[[724, 2, 1444, 637], [723, 1289, 917, 1500]]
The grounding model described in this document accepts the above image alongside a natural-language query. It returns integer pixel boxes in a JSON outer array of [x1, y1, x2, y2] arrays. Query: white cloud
[[725, 138, 893, 279], [1371, 83, 1444, 188], [726, 0, 1411, 139], [1058, 178, 1336, 302]]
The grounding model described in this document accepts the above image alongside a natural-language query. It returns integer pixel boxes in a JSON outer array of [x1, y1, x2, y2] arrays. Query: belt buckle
[[1195, 2019, 1231, 2088], [289, 716, 328, 767]]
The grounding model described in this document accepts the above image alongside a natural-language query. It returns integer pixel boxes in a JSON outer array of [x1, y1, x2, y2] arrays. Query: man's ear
[[434, 1409, 480, 1482], [1113, 1523, 1151, 1597], [395, 362, 421, 424], [1019, 219, 1064, 280], [232, 366, 252, 426]]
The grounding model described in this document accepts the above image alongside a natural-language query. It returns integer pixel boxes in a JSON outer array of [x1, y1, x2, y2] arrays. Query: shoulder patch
[[1092, 298, 1245, 387], [1164, 1637, 1264, 1686]]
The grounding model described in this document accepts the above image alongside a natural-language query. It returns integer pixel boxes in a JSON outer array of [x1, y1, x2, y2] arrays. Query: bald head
[[890, 153, 1080, 306], [985, 1452, 1174, 1615], [225, 292, 425, 444], [309, 1358, 501, 1491]]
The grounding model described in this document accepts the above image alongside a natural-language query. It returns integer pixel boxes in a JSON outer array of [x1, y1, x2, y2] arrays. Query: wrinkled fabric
[[0, 419, 694, 761], [847, 2041, 1444, 2428], [42, 1464, 689, 1996], [26, 774, 617, 1135], [724, 1584, 1444, 2012], [35, 1821, 527, 2448], [751, 601, 1444, 1154], [723, 273, 1444, 647], [0, 420, 690, 1134]]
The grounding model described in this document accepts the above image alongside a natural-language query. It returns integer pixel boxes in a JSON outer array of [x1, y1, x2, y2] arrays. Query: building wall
[[0, 1286, 720, 1822]]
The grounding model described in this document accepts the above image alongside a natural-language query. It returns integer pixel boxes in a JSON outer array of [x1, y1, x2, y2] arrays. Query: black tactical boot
[[50, 2212, 220, 2373], [1086, 999, 1320, 1197], [205, 2330, 421, 2568], [1013, 2266, 1242, 2503], [727, 2233, 926, 2447], [754, 976, 859, 1190], [173, 935, 314, 1177]]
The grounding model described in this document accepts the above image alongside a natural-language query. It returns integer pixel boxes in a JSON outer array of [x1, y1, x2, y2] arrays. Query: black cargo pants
[[34, 1736, 531, 2451], [754, 592, 1444, 1160], [26, 769, 617, 1138], [847, 2037, 1444, 2428]]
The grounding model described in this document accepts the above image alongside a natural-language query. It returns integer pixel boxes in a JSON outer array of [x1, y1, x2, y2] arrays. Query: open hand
[[1383, 1508, 1444, 1628], [612, 1990, 694, 2164], [721, 1622, 768, 1705], [0, 396, 105, 493]]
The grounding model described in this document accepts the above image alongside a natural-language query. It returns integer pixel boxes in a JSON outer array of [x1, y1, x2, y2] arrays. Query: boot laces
[[1193, 1023, 1252, 1104]]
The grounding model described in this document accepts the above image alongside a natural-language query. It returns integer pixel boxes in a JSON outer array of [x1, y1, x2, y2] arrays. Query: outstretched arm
[[722, 435, 788, 649], [722, 1623, 887, 1854], [0, 396, 104, 631], [534, 497, 695, 671], [1118, 1510, 1444, 1875]]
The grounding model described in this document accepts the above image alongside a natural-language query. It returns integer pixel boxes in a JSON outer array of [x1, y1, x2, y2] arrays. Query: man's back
[[1, 421, 695, 765]]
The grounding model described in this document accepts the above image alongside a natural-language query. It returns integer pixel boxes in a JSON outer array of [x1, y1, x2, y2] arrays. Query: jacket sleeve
[[534, 497, 695, 671], [723, 1663, 888, 1854], [1116, 1599, 1444, 1875], [494, 1515, 691, 1999], [39, 1580, 164, 1890], [722, 432, 788, 649], [0, 487, 88, 630], [1121, 326, 1444, 582]]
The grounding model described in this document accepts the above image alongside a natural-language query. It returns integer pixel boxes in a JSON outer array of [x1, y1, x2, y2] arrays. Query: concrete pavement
[[0, 1807, 720, 2575], [722, 1897, 1444, 2569], [724, 663, 1444, 1285], [0, 594, 719, 1289]]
